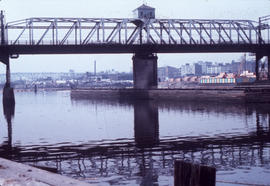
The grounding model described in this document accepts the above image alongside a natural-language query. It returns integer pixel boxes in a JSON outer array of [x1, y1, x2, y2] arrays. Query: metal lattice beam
[[1, 17, 269, 46]]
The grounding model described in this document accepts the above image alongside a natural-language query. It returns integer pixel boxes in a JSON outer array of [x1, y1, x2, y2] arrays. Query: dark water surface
[[0, 91, 270, 186]]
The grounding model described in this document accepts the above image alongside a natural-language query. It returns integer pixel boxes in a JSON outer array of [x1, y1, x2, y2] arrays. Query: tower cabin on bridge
[[133, 4, 155, 19]]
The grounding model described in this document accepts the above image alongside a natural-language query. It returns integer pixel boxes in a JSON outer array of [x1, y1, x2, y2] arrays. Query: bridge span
[[1, 11, 270, 88]]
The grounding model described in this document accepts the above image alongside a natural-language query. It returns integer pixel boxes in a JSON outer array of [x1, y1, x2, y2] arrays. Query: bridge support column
[[0, 53, 11, 87], [268, 55, 270, 81], [0, 53, 15, 107], [133, 53, 157, 89], [256, 53, 263, 81]]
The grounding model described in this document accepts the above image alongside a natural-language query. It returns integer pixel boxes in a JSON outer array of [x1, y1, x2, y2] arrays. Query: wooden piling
[[34, 84, 37, 93], [174, 160, 216, 186]]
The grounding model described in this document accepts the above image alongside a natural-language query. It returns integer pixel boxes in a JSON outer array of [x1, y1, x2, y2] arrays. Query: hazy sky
[[0, 0, 269, 73]]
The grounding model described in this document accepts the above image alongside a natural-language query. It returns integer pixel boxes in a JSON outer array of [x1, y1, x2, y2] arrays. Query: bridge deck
[[1, 43, 270, 55]]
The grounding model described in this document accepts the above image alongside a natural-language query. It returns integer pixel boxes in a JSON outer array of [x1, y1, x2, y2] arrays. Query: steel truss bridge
[[1, 13, 270, 55], [1, 12, 270, 86]]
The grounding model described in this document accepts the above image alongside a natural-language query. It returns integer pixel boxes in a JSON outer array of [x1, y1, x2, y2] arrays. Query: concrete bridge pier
[[0, 53, 15, 107], [0, 54, 11, 87], [132, 53, 158, 89], [268, 55, 270, 80]]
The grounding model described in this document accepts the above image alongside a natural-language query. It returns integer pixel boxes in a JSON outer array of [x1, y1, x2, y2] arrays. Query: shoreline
[[1, 85, 270, 103], [0, 157, 92, 186], [71, 86, 270, 103]]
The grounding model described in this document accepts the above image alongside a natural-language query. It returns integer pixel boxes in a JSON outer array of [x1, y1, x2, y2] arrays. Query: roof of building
[[133, 4, 155, 11]]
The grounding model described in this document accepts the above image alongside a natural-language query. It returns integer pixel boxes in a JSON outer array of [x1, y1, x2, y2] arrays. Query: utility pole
[[258, 17, 262, 45], [244, 53, 246, 76]]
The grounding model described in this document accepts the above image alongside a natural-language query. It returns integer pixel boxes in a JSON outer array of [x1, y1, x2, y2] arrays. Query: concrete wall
[[71, 88, 247, 102], [70, 87, 270, 103], [133, 54, 158, 89]]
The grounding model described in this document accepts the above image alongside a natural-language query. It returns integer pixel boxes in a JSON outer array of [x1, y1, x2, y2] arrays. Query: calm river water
[[0, 91, 270, 186]]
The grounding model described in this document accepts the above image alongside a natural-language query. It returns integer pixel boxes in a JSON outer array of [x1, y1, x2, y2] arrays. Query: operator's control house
[[133, 4, 155, 19]]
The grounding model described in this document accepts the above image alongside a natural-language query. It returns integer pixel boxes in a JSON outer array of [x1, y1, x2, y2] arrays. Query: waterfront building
[[158, 66, 180, 81], [181, 63, 202, 76], [206, 64, 222, 75], [180, 64, 193, 76], [200, 72, 236, 84], [245, 60, 256, 73], [231, 60, 241, 74], [221, 63, 233, 73], [194, 63, 202, 75], [198, 61, 212, 74]]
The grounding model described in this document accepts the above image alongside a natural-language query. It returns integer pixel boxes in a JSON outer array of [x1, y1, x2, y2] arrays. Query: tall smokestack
[[94, 60, 96, 76]]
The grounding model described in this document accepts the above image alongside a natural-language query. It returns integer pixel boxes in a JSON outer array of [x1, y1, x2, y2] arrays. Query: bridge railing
[[6, 39, 260, 46], [1, 17, 270, 46]]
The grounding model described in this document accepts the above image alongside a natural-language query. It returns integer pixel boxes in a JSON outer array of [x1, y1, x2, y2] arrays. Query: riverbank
[[71, 86, 270, 103], [0, 157, 92, 186]]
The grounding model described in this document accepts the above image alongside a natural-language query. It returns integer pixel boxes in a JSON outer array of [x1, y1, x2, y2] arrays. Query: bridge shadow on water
[[1, 95, 270, 185]]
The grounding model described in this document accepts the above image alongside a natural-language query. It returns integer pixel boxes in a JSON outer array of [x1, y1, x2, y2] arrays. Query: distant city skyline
[[0, 0, 269, 73], [0, 53, 253, 74]]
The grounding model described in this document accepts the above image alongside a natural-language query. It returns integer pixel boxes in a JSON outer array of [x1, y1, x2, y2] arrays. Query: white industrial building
[[180, 63, 202, 76]]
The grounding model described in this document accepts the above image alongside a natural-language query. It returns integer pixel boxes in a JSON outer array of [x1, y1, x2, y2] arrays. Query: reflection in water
[[133, 100, 159, 185], [0, 92, 270, 185], [134, 101, 159, 148], [1, 89, 15, 156]]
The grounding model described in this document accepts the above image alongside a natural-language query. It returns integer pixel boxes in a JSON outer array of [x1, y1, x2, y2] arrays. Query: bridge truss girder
[[4, 17, 269, 46]]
